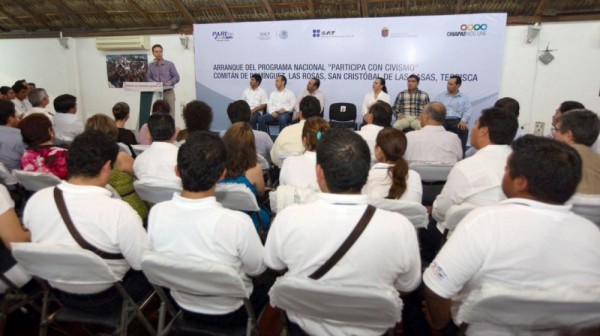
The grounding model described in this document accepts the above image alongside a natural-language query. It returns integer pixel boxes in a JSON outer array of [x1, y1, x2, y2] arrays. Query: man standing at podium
[[147, 44, 180, 117]]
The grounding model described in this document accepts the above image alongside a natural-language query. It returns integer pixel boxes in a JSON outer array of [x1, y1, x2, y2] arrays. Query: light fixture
[[538, 43, 556, 65], [58, 31, 69, 49], [526, 23, 541, 44], [180, 34, 190, 49]]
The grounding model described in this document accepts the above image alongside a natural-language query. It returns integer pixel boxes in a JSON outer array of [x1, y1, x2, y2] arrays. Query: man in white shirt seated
[[404, 102, 463, 164], [293, 77, 325, 119], [258, 75, 296, 134], [356, 100, 393, 165], [23, 130, 151, 313], [242, 74, 269, 130], [423, 136, 600, 335], [10, 82, 32, 118], [147, 132, 267, 326], [52, 94, 84, 143], [270, 96, 321, 168], [133, 113, 180, 188], [264, 128, 421, 336], [225, 100, 273, 163], [24, 88, 53, 120]]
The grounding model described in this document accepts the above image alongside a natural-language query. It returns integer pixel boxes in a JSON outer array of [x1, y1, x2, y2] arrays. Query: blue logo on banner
[[313, 29, 320, 38]]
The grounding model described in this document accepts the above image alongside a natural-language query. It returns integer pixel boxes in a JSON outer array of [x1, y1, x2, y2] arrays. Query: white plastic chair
[[569, 193, 600, 226], [443, 203, 477, 237], [130, 144, 150, 156], [0, 163, 17, 186], [369, 198, 429, 228], [133, 181, 180, 204], [141, 251, 257, 336], [409, 163, 453, 205], [117, 142, 133, 156], [11, 243, 156, 336], [12, 170, 61, 192], [455, 284, 600, 334], [215, 183, 260, 212], [269, 275, 402, 335]]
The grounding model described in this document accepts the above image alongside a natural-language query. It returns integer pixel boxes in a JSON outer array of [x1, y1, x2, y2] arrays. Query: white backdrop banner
[[194, 13, 507, 130]]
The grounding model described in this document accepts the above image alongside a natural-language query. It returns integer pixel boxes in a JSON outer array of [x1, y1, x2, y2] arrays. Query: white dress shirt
[[270, 120, 305, 167], [279, 151, 317, 188], [361, 91, 391, 116], [24, 107, 54, 121], [432, 145, 512, 232], [52, 113, 84, 143], [242, 87, 268, 111], [405, 125, 463, 164], [23, 181, 148, 294], [11, 98, 32, 117], [148, 194, 266, 314], [362, 163, 423, 202], [267, 88, 296, 114], [133, 141, 180, 188], [294, 89, 325, 114], [356, 124, 384, 164]]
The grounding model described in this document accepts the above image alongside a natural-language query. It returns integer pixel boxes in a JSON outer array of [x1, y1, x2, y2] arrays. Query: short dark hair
[[424, 102, 446, 122], [299, 96, 321, 119], [11, 83, 27, 95], [450, 75, 462, 86], [112, 102, 130, 120], [408, 74, 420, 83], [0, 86, 11, 96], [183, 100, 213, 132], [251, 74, 262, 85], [151, 44, 163, 52], [178, 132, 227, 192], [369, 101, 393, 126], [311, 77, 321, 89], [509, 135, 581, 204], [477, 107, 518, 145], [316, 128, 370, 193], [28, 88, 47, 107], [53, 94, 76, 113], [494, 97, 520, 118], [278, 75, 287, 86], [19, 113, 52, 146], [0, 100, 16, 125], [558, 109, 600, 146], [227, 100, 251, 124], [68, 130, 119, 178], [148, 113, 175, 142], [151, 100, 171, 114], [558, 101, 584, 113]]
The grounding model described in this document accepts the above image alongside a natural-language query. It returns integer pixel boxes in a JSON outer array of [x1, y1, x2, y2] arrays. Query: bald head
[[421, 102, 446, 127]]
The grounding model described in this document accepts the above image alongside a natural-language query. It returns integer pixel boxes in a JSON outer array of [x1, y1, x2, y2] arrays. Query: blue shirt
[[0, 125, 25, 171], [435, 91, 472, 122], [146, 59, 180, 90]]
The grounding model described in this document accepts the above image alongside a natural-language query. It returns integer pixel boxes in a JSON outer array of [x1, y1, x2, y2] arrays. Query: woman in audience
[[362, 127, 422, 202], [176, 100, 216, 141], [85, 114, 149, 220], [0, 86, 15, 101], [221, 122, 270, 230], [112, 102, 137, 145], [19, 113, 69, 179], [280, 117, 330, 188], [361, 77, 391, 117], [137, 100, 179, 145]]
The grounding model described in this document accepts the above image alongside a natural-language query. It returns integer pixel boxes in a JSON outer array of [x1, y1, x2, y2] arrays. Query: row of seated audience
[[0, 81, 599, 334]]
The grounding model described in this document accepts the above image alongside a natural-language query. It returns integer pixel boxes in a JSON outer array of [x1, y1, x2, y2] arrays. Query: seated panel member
[[258, 75, 296, 134]]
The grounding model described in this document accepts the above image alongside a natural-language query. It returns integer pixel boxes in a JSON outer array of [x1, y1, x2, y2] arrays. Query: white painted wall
[[0, 20, 598, 133]]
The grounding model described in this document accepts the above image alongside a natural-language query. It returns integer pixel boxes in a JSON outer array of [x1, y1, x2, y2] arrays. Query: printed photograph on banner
[[106, 54, 148, 88]]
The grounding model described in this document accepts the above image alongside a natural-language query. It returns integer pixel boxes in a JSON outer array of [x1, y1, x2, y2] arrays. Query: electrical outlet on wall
[[534, 121, 545, 136]]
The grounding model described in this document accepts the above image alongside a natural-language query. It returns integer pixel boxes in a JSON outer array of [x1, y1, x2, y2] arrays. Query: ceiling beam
[[0, 8, 27, 30], [507, 13, 600, 25], [48, 0, 91, 30], [405, 0, 410, 15], [360, 0, 369, 17], [261, 0, 276, 20], [307, 0, 316, 18], [85, 0, 116, 26], [455, 0, 463, 14], [0, 26, 194, 39], [173, 0, 196, 25], [534, 0, 550, 21], [219, 0, 235, 22], [127, 0, 157, 26], [17, 5, 52, 30]]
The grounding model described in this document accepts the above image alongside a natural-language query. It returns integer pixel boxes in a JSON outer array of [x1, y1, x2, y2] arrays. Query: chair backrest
[[456, 284, 600, 330], [141, 251, 248, 299], [133, 181, 180, 204], [215, 183, 260, 212], [369, 199, 428, 228], [130, 144, 150, 155], [409, 163, 453, 205], [444, 203, 477, 231], [569, 193, 600, 226], [257, 154, 270, 172], [0, 162, 17, 186], [270, 276, 402, 330], [11, 243, 119, 288], [329, 103, 357, 122], [117, 142, 133, 156], [12, 170, 61, 192]]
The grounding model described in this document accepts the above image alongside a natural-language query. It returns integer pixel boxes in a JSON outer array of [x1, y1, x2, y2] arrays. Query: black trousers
[[443, 118, 468, 155]]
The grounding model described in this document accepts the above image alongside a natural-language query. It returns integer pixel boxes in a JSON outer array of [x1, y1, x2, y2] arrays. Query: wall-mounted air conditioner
[[96, 36, 150, 51]]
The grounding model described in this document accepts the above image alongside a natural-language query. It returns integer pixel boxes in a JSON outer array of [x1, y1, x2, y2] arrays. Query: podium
[[124, 82, 163, 130]]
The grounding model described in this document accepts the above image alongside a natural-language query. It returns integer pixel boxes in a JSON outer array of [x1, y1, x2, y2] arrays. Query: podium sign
[[124, 82, 162, 130], [123, 82, 163, 92]]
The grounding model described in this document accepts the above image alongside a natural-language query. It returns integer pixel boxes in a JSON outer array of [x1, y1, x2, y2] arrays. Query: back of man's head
[[507, 135, 581, 204], [227, 100, 251, 124], [148, 113, 175, 142], [316, 128, 370, 193], [299, 96, 321, 119], [558, 109, 600, 147], [369, 101, 393, 126], [178, 132, 227, 192], [183, 100, 213, 132], [28, 88, 48, 107], [558, 101, 584, 113], [424, 102, 446, 124], [0, 100, 16, 126], [494, 97, 520, 118], [478, 107, 518, 145], [68, 130, 119, 179], [53, 94, 76, 113]]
